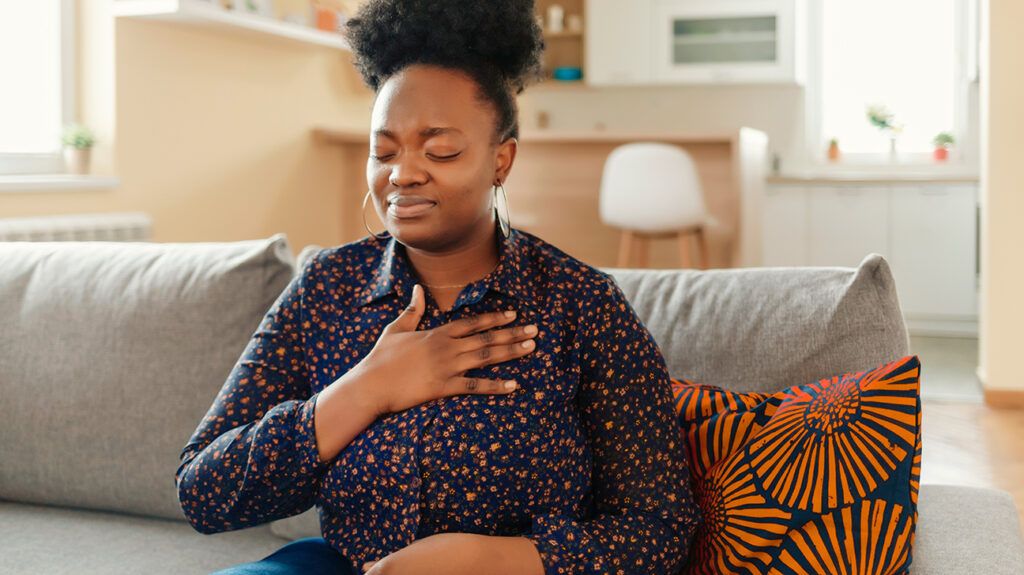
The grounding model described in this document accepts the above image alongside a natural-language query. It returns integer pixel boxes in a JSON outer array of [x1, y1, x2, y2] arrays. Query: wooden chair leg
[[635, 234, 649, 268], [617, 230, 635, 268], [678, 231, 693, 269], [695, 226, 709, 269]]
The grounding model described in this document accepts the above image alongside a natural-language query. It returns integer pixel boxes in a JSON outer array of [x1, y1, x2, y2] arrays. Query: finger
[[362, 560, 377, 572], [453, 337, 536, 373], [441, 309, 517, 338], [454, 323, 538, 355], [386, 283, 425, 333], [442, 376, 518, 396]]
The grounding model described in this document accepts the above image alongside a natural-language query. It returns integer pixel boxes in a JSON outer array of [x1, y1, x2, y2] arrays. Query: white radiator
[[0, 212, 153, 242]]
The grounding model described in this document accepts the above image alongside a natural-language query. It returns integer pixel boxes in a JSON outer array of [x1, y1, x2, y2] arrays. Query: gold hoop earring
[[493, 181, 511, 239], [362, 190, 389, 240]]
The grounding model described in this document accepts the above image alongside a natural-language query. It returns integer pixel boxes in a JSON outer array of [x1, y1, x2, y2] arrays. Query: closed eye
[[370, 152, 461, 162], [431, 152, 461, 161]]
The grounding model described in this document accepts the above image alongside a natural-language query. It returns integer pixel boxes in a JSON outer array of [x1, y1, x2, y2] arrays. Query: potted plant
[[827, 138, 841, 162], [62, 123, 96, 175], [933, 131, 955, 161], [866, 104, 903, 159]]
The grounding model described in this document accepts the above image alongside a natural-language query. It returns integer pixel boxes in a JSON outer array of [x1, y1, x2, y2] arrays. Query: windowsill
[[0, 174, 121, 193], [774, 156, 980, 182]]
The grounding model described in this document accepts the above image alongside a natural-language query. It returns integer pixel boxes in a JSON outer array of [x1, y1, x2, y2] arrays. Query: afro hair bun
[[344, 0, 546, 95]]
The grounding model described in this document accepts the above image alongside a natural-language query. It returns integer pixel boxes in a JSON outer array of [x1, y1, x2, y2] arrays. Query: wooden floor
[[921, 400, 1024, 532]]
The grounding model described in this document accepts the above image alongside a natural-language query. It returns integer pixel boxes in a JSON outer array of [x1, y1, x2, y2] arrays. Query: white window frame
[[800, 0, 979, 173], [0, 0, 77, 176]]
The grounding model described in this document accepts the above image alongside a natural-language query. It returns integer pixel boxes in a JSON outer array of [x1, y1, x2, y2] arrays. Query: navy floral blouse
[[176, 223, 702, 575]]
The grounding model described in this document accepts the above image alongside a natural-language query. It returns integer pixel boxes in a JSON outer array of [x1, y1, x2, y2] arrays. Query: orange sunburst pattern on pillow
[[671, 355, 922, 575], [747, 358, 920, 514], [767, 499, 914, 575], [686, 451, 793, 575]]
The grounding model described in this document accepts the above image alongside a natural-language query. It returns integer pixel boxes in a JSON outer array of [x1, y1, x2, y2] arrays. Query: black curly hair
[[344, 0, 545, 145]]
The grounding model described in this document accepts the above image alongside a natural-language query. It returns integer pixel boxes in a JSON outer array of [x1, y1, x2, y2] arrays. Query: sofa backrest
[[603, 253, 910, 393], [0, 235, 908, 523], [0, 234, 296, 521]]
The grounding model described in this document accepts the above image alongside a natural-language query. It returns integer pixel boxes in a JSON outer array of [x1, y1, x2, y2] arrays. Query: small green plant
[[62, 123, 96, 150], [933, 132, 955, 148], [866, 104, 902, 135], [829, 138, 839, 146]]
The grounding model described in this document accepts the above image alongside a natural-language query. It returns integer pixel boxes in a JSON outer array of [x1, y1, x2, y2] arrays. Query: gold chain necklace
[[422, 282, 470, 289]]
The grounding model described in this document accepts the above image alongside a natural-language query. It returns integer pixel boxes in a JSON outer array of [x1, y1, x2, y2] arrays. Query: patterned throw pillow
[[670, 355, 922, 575]]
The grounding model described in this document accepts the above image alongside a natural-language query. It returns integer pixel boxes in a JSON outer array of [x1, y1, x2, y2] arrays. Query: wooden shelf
[[542, 30, 583, 39], [113, 0, 350, 51]]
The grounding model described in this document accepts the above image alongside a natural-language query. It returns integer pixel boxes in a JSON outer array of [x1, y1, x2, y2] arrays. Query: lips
[[387, 195, 436, 219]]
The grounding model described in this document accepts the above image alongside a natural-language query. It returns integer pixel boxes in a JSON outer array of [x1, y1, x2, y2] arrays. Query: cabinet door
[[651, 0, 801, 84], [762, 185, 808, 266], [807, 187, 889, 267], [889, 185, 978, 318], [585, 0, 653, 85]]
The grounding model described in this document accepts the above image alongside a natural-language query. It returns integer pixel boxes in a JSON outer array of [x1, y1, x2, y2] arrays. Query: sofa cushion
[[909, 484, 1024, 575], [604, 253, 910, 394], [671, 355, 922, 574], [0, 234, 297, 521], [0, 501, 285, 574]]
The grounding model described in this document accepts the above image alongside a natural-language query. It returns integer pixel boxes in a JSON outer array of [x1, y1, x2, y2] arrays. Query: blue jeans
[[211, 537, 357, 575]]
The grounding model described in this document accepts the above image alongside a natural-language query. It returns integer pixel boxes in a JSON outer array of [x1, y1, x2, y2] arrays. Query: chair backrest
[[599, 142, 708, 232]]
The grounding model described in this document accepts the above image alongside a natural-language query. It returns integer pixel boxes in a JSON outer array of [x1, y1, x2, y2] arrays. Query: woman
[[175, 1, 701, 574]]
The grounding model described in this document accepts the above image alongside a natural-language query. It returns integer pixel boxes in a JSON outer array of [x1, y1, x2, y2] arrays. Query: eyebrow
[[373, 127, 465, 140]]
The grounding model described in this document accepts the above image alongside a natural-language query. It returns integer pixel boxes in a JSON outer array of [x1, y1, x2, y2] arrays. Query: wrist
[[339, 362, 388, 418]]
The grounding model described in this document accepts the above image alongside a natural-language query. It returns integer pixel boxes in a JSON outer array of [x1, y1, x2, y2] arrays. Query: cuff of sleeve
[[522, 513, 606, 575], [297, 391, 332, 475]]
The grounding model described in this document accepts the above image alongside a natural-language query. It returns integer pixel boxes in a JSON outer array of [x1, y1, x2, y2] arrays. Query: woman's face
[[367, 64, 516, 252]]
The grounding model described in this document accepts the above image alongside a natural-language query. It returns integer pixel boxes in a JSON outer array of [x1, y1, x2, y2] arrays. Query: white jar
[[546, 4, 564, 33]]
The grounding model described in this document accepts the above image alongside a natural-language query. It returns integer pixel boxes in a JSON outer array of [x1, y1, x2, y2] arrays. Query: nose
[[388, 156, 429, 188]]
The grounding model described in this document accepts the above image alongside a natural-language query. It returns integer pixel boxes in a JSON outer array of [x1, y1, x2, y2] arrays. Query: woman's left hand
[[361, 532, 487, 574]]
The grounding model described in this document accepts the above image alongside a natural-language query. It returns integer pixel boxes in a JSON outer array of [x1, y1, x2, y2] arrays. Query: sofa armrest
[[910, 484, 1024, 574]]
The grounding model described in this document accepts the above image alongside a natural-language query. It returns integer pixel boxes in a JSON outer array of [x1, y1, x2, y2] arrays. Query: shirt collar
[[358, 222, 537, 311]]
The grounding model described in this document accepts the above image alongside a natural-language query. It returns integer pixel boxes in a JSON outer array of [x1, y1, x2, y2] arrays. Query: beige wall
[[979, 0, 1024, 392], [1, 1, 374, 258]]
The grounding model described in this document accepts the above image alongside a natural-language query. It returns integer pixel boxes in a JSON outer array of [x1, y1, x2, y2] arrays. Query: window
[[0, 0, 75, 175], [809, 0, 975, 165]]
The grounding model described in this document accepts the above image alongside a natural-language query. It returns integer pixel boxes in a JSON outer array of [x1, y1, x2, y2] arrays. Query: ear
[[493, 136, 518, 185]]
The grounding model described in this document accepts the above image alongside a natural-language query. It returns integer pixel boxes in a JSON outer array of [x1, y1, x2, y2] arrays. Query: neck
[[404, 220, 500, 288]]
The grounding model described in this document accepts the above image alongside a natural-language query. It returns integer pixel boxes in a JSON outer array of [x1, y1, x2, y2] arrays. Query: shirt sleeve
[[522, 274, 703, 575], [175, 254, 332, 534]]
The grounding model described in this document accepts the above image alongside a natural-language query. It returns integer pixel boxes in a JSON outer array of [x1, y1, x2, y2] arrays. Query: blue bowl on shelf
[[552, 66, 583, 81]]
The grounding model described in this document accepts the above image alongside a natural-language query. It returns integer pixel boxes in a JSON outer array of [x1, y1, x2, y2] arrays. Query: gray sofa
[[0, 233, 1021, 574]]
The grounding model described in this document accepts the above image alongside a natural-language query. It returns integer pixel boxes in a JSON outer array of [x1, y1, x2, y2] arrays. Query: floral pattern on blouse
[[176, 223, 702, 575]]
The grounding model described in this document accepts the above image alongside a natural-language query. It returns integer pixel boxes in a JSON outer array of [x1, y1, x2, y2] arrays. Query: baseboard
[[905, 317, 979, 337], [983, 388, 1024, 409]]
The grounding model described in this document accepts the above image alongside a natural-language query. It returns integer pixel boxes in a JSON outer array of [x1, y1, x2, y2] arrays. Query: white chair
[[599, 142, 712, 269]]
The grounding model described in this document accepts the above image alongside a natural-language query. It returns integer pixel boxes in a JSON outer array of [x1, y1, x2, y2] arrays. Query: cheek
[[367, 163, 387, 187]]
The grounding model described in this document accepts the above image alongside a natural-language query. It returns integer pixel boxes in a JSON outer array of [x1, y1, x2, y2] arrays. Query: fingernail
[[505, 380, 518, 390], [521, 340, 533, 348], [504, 310, 515, 318], [525, 325, 537, 334]]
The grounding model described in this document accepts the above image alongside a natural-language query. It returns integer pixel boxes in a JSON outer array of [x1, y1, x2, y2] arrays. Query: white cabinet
[[585, 0, 806, 86], [651, 0, 806, 85], [761, 186, 807, 266], [807, 187, 889, 267], [585, 0, 653, 85], [889, 185, 978, 319], [761, 183, 979, 335]]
